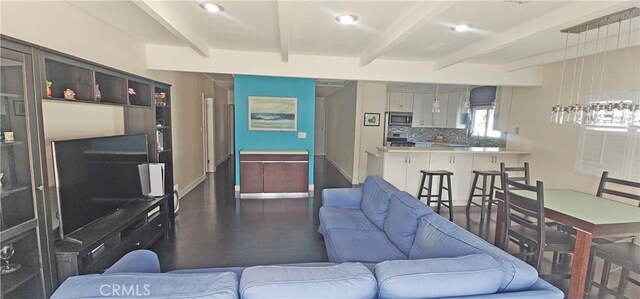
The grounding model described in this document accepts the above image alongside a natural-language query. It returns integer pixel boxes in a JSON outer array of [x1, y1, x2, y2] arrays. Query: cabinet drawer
[[240, 161, 264, 193], [121, 213, 166, 253]]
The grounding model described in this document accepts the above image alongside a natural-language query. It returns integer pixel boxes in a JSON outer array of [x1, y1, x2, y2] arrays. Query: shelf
[[1, 185, 30, 199], [95, 72, 127, 105], [0, 93, 21, 98], [128, 80, 151, 107], [45, 59, 94, 101], [157, 148, 171, 153], [1, 141, 25, 147], [44, 97, 96, 104], [156, 126, 170, 130], [1, 264, 38, 295]]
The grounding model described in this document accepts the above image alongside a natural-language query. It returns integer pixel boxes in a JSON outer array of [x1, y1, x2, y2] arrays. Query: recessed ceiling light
[[452, 24, 471, 32], [336, 14, 358, 25], [199, 2, 224, 13]]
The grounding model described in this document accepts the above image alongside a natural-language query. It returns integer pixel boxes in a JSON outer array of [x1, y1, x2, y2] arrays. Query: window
[[471, 106, 501, 138], [575, 127, 639, 180]]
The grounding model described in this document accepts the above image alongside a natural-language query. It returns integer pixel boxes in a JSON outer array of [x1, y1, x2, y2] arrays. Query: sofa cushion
[[383, 192, 433, 255], [51, 272, 238, 299], [324, 228, 407, 263], [319, 206, 380, 234], [375, 253, 505, 299], [361, 176, 397, 229], [409, 213, 539, 292], [239, 263, 377, 299]]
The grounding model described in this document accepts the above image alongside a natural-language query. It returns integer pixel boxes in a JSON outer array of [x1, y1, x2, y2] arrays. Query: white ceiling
[[68, 0, 639, 84]]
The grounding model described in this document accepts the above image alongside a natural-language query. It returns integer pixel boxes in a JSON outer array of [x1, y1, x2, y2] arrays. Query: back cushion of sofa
[[375, 253, 505, 299], [383, 192, 432, 255], [51, 272, 239, 299], [409, 213, 539, 292], [240, 263, 377, 299], [361, 176, 397, 230]]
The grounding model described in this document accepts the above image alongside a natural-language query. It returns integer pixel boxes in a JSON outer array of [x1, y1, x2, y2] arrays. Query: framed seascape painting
[[248, 96, 297, 131]]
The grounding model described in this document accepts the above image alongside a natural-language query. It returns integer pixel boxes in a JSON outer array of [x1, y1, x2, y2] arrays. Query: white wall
[[325, 81, 358, 182], [314, 97, 326, 155], [355, 81, 387, 184], [1, 0, 211, 196], [508, 46, 640, 194], [213, 83, 231, 165]]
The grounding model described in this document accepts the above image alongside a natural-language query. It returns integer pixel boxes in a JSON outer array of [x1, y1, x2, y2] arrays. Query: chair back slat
[[500, 162, 531, 185], [502, 172, 545, 270], [597, 171, 640, 206]]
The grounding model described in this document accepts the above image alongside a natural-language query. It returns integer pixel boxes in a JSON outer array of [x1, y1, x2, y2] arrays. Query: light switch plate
[[298, 132, 307, 139]]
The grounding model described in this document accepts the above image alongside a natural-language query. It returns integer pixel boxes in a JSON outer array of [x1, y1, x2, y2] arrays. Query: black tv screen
[[53, 134, 149, 238]]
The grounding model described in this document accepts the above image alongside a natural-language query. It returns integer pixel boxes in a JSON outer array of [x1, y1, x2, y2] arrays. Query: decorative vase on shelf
[[63, 89, 76, 101], [95, 84, 101, 102], [46, 80, 52, 97]]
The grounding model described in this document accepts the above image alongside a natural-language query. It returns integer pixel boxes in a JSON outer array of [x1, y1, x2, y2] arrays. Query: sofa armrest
[[104, 250, 161, 274], [321, 188, 363, 209]]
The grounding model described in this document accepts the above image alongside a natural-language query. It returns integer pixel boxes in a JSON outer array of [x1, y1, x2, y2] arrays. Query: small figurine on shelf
[[46, 80, 53, 97], [154, 92, 166, 106], [156, 129, 164, 152], [63, 89, 76, 101], [128, 87, 136, 95], [95, 84, 101, 102]]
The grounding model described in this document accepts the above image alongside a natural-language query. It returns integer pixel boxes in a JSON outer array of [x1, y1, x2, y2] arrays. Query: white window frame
[[575, 126, 640, 180], [471, 105, 502, 138]]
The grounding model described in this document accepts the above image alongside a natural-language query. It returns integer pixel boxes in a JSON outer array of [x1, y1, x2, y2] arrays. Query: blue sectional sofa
[[51, 176, 563, 298], [318, 176, 564, 298]]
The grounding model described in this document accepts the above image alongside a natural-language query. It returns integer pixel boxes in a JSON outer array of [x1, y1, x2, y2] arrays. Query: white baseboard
[[215, 154, 231, 166], [179, 174, 206, 198], [325, 156, 353, 183]]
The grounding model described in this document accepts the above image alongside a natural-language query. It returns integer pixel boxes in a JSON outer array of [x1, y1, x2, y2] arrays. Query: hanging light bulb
[[462, 86, 471, 113], [586, 25, 602, 125], [621, 18, 634, 125], [574, 24, 590, 126], [433, 84, 441, 113], [552, 32, 571, 125]]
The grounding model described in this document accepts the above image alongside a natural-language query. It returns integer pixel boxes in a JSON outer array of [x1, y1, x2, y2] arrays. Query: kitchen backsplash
[[388, 126, 507, 147]]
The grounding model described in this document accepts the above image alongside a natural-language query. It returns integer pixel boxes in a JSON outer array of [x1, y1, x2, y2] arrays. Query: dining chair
[[501, 173, 575, 274], [584, 171, 640, 296]]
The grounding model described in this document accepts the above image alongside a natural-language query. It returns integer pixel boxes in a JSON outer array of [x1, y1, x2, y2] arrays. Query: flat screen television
[[52, 134, 149, 240]]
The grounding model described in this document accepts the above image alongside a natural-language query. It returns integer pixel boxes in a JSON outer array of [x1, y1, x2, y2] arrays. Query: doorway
[[314, 97, 326, 155]]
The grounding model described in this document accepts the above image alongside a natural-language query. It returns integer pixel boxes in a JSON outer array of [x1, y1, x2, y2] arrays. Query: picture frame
[[363, 112, 380, 127], [13, 100, 25, 116], [248, 96, 297, 131]]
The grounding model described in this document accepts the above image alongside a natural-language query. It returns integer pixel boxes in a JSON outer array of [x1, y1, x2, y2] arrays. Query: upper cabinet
[[388, 92, 413, 113], [493, 87, 512, 132], [402, 90, 467, 129]]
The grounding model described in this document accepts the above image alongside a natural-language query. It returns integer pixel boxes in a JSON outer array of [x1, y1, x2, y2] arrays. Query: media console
[[53, 194, 169, 283]]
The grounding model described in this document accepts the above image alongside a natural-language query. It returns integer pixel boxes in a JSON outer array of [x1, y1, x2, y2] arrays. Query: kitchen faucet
[[468, 131, 480, 146]]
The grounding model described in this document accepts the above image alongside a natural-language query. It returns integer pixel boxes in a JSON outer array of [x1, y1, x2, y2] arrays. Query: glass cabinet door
[[0, 48, 46, 298]]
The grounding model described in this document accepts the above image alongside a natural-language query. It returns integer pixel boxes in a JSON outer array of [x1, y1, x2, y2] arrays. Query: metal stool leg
[[426, 174, 433, 207], [479, 174, 487, 224], [436, 174, 444, 213], [601, 260, 612, 288], [446, 174, 454, 221], [466, 173, 479, 212], [417, 172, 427, 199]]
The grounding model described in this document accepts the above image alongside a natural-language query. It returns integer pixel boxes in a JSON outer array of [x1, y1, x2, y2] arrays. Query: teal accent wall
[[234, 75, 315, 185]]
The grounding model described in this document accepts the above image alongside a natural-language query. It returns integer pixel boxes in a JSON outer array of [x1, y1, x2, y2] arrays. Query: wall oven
[[388, 112, 413, 126]]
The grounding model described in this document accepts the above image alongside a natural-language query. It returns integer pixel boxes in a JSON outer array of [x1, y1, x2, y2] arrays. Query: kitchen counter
[[376, 146, 529, 154]]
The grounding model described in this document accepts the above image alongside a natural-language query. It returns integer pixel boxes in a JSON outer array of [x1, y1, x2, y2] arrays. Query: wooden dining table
[[494, 189, 640, 299]]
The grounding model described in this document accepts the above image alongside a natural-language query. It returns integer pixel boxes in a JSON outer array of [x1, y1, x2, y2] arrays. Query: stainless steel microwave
[[389, 112, 413, 126]]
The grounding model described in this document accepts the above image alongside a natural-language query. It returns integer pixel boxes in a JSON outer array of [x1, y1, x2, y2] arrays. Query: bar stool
[[465, 170, 501, 223], [417, 170, 454, 220]]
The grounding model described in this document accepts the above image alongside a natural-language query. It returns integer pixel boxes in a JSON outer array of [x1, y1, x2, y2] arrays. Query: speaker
[[138, 163, 165, 197]]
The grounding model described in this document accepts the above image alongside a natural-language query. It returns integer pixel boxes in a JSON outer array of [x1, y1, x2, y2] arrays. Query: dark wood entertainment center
[[0, 35, 175, 297], [54, 195, 169, 283]]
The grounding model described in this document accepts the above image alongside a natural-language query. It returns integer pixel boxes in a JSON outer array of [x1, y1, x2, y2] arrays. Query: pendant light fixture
[[551, 7, 639, 128], [433, 84, 441, 113], [463, 86, 471, 113]]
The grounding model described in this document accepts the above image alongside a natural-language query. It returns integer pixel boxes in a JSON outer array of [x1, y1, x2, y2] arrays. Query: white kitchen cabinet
[[382, 152, 430, 196], [472, 153, 521, 172], [446, 91, 466, 129], [432, 92, 449, 128], [493, 87, 512, 132], [428, 153, 473, 203], [412, 93, 434, 127], [388, 92, 413, 113]]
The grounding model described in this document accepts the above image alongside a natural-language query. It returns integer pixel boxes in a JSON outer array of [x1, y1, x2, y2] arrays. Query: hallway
[[151, 156, 351, 270]]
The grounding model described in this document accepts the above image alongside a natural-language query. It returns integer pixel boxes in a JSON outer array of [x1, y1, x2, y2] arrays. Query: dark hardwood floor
[[152, 156, 638, 298]]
